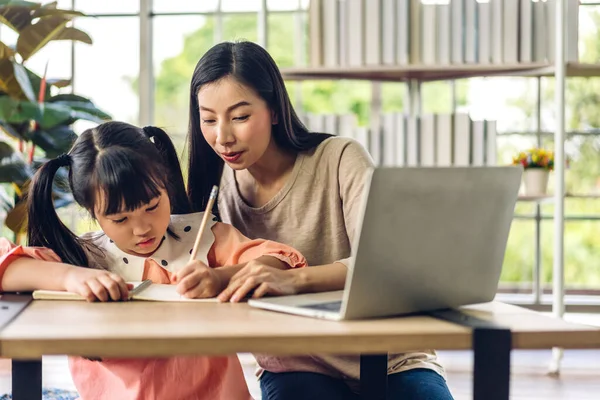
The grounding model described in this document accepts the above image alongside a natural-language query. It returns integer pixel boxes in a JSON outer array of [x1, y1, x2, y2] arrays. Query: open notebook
[[32, 280, 218, 302]]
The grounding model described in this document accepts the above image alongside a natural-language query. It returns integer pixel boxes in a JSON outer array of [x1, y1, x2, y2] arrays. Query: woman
[[186, 41, 454, 400]]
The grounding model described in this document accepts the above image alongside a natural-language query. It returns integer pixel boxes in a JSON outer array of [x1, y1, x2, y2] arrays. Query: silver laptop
[[248, 167, 523, 321]]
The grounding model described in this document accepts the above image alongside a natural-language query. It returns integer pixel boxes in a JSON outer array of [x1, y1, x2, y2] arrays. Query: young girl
[[0, 121, 307, 400]]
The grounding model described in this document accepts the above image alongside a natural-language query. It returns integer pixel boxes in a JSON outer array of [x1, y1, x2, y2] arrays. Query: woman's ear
[[271, 110, 278, 125]]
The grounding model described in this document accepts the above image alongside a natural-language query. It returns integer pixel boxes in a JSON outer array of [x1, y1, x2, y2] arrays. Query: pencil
[[189, 185, 219, 262]]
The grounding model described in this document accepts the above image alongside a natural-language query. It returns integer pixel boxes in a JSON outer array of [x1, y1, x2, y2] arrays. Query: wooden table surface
[[0, 300, 598, 359]]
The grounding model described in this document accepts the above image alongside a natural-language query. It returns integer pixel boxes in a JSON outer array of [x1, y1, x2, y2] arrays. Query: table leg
[[430, 309, 511, 400], [360, 354, 387, 400], [12, 360, 42, 400], [472, 326, 511, 400], [0, 294, 39, 400]]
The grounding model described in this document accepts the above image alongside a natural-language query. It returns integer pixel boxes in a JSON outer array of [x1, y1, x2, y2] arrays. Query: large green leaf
[[47, 93, 89, 103], [0, 1, 39, 7], [0, 184, 12, 212], [50, 26, 91, 45], [37, 102, 70, 128], [46, 78, 70, 88], [51, 100, 111, 120], [0, 140, 31, 184], [12, 61, 35, 102], [0, 59, 26, 99], [0, 95, 41, 123], [30, 125, 76, 156], [0, 96, 106, 129], [0, 41, 15, 59], [48, 94, 110, 120], [0, 3, 41, 32], [16, 15, 69, 61], [4, 158, 74, 234], [4, 198, 26, 233], [25, 66, 51, 99], [0, 120, 23, 139], [32, 7, 84, 19], [0, 2, 82, 34], [40, 102, 107, 128]]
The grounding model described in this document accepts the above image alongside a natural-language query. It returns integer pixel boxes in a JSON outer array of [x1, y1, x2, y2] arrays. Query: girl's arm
[[0, 238, 130, 301], [3, 257, 76, 292], [0, 237, 66, 292], [207, 222, 306, 270]]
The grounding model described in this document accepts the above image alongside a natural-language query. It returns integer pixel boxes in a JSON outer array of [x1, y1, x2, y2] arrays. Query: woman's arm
[[289, 261, 348, 293], [216, 260, 347, 302]]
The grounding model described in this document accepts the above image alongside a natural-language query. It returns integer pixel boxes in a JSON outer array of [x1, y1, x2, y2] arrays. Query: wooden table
[[0, 296, 598, 400]]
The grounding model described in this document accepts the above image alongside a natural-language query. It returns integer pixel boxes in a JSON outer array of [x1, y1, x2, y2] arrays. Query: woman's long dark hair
[[27, 121, 191, 268], [186, 40, 333, 212]]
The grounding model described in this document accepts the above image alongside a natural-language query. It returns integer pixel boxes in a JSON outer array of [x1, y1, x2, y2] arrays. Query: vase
[[523, 169, 549, 196]]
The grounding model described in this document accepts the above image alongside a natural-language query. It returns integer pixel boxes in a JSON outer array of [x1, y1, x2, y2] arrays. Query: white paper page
[[134, 284, 218, 302]]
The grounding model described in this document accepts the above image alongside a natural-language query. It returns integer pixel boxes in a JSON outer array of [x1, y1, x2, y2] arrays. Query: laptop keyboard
[[300, 301, 342, 312]]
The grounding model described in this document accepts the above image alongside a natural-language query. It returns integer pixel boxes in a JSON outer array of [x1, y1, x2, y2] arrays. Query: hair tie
[[55, 153, 71, 167]]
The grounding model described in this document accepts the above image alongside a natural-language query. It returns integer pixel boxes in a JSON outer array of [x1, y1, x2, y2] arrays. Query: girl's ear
[[271, 110, 278, 125]]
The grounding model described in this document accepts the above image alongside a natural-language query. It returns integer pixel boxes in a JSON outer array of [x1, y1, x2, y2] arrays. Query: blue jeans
[[260, 368, 454, 400]]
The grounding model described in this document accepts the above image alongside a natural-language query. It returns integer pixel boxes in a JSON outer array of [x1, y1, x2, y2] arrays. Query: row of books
[[309, 0, 579, 68], [299, 112, 498, 167]]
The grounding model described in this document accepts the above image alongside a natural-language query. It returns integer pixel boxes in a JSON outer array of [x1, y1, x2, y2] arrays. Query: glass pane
[[267, 0, 301, 11], [542, 135, 600, 195], [153, 16, 214, 136], [152, 0, 218, 13], [564, 219, 600, 290], [422, 81, 452, 114], [0, 25, 19, 47], [267, 13, 296, 67], [536, 211, 600, 291], [73, 17, 139, 125], [25, 41, 72, 89], [56, 0, 74, 9], [73, 0, 139, 14], [222, 0, 261, 12], [301, 80, 371, 126], [223, 14, 257, 42], [500, 219, 535, 286]]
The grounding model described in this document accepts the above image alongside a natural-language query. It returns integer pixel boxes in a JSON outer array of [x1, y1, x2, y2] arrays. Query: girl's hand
[[63, 268, 131, 302], [174, 260, 224, 299], [217, 260, 299, 303]]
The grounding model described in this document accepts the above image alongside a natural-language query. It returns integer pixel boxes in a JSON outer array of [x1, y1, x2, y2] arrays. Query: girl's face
[[94, 188, 171, 257], [197, 76, 276, 171]]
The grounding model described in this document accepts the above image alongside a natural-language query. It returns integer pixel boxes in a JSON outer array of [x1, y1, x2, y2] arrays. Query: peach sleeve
[[0, 238, 62, 291], [208, 222, 307, 269]]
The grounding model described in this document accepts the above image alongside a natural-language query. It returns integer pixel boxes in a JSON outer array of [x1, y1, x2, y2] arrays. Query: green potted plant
[[0, 0, 111, 241]]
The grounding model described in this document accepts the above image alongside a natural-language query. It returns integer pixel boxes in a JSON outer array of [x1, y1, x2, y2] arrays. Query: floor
[[0, 313, 598, 399]]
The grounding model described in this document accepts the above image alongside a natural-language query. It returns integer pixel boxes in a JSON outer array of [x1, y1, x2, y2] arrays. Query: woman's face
[[197, 76, 276, 170]]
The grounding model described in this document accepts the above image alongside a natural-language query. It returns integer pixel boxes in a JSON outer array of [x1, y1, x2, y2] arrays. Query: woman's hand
[[174, 260, 224, 299], [63, 268, 131, 302], [217, 259, 300, 303]]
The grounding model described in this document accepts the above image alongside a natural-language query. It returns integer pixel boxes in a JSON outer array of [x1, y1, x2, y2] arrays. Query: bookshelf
[[293, 0, 600, 372]]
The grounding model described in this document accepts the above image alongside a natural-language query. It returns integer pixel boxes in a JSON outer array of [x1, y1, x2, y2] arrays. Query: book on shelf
[[299, 111, 498, 168], [308, 0, 580, 69], [32, 280, 218, 302]]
